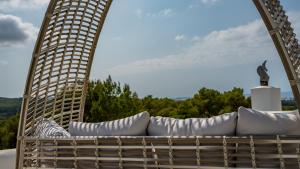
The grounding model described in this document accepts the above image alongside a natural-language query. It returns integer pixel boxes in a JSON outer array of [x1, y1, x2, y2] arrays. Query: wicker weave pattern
[[253, 0, 300, 108], [20, 0, 113, 137], [21, 136, 300, 169], [16, 0, 112, 168]]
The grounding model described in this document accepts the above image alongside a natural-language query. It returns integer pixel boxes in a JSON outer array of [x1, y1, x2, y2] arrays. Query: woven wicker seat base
[[21, 136, 300, 169]]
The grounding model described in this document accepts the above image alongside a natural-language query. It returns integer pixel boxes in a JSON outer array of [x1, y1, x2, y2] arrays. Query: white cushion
[[34, 119, 71, 138], [237, 106, 300, 135], [147, 112, 237, 136], [69, 111, 150, 136]]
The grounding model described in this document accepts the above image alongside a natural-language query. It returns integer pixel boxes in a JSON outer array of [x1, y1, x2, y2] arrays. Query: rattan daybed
[[16, 0, 300, 168]]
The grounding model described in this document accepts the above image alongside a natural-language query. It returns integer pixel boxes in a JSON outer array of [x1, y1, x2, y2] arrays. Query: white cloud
[[0, 0, 49, 10], [145, 8, 174, 18], [174, 34, 186, 41], [0, 13, 38, 47], [135, 9, 143, 18], [189, 0, 221, 8], [192, 36, 201, 41], [108, 19, 279, 76], [135, 8, 174, 18], [159, 8, 173, 17], [200, 0, 220, 5]]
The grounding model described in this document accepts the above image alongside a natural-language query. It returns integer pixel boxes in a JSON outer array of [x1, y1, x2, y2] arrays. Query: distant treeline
[[282, 99, 297, 110], [0, 97, 22, 121], [0, 76, 298, 150]]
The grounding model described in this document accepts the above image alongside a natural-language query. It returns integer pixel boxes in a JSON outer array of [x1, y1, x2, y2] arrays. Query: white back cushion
[[147, 112, 237, 136], [69, 111, 150, 136], [237, 106, 300, 135]]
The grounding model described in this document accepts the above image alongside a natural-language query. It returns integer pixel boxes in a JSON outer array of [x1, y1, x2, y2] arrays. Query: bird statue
[[257, 60, 269, 86]]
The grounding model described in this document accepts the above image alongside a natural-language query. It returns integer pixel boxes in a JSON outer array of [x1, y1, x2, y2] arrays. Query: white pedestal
[[251, 86, 282, 111]]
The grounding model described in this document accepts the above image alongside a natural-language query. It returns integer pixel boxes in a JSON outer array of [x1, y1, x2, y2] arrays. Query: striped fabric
[[34, 119, 71, 138]]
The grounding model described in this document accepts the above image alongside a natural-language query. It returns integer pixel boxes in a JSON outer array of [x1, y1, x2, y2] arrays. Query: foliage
[[0, 97, 22, 121], [282, 99, 297, 110], [84, 76, 251, 122], [0, 114, 19, 150], [84, 76, 141, 122]]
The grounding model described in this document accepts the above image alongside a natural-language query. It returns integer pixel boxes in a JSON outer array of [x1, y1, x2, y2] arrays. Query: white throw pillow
[[147, 112, 237, 136], [69, 111, 150, 136], [237, 106, 300, 135], [34, 118, 71, 138]]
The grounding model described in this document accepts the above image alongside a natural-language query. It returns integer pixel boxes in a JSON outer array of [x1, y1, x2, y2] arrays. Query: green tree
[[222, 88, 250, 113], [192, 88, 224, 117], [84, 76, 142, 122], [177, 100, 198, 118], [0, 114, 19, 149]]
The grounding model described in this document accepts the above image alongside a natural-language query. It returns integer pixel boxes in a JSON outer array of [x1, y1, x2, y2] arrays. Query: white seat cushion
[[147, 112, 237, 136], [69, 111, 150, 136], [237, 106, 300, 135]]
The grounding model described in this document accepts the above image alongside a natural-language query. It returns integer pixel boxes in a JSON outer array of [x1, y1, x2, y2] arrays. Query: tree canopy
[[0, 114, 19, 150], [84, 76, 251, 122]]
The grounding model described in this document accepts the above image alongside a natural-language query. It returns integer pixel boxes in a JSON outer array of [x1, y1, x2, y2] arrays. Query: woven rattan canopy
[[16, 0, 300, 168]]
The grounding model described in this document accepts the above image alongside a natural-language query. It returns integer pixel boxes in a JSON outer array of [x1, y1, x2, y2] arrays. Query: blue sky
[[0, 0, 300, 98]]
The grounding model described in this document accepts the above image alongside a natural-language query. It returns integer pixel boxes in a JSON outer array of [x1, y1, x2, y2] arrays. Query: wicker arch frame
[[18, 0, 113, 135], [16, 0, 300, 168], [16, 0, 113, 167]]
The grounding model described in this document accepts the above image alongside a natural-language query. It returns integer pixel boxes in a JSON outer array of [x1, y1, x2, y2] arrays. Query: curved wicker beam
[[16, 0, 113, 168], [253, 0, 300, 108]]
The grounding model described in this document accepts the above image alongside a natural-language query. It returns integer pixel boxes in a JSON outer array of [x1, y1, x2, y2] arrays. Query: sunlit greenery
[[0, 97, 22, 121], [84, 75, 251, 122], [0, 114, 19, 150]]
